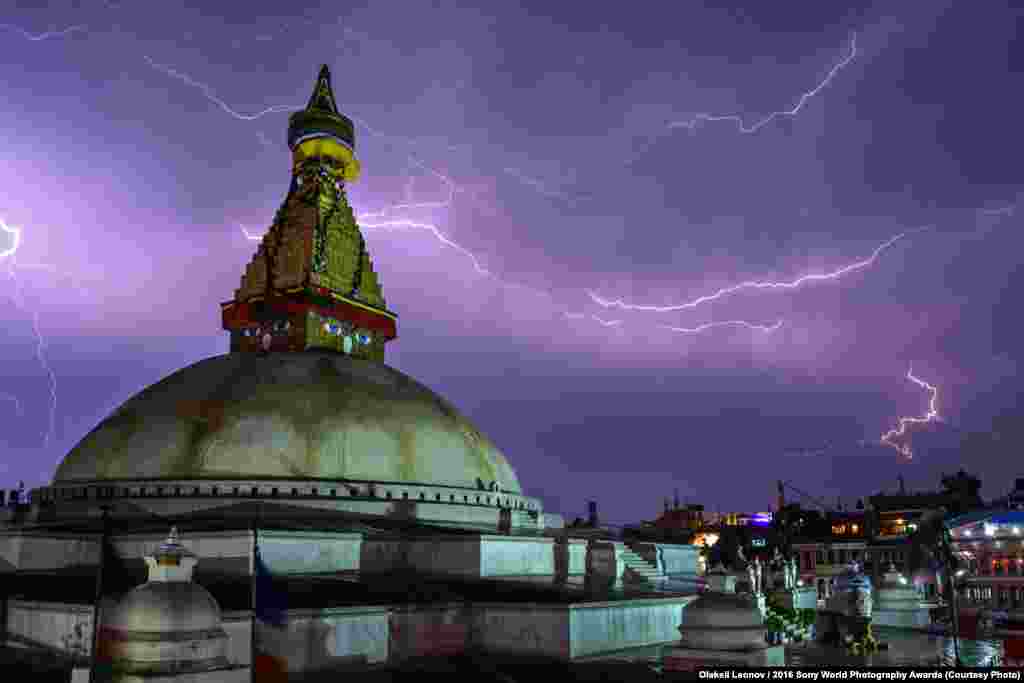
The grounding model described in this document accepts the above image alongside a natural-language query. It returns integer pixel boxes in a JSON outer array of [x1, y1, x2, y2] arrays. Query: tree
[[940, 469, 983, 515]]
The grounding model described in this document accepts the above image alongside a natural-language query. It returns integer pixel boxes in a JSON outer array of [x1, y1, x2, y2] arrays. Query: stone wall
[[257, 530, 361, 576], [361, 535, 555, 580], [480, 536, 554, 578], [568, 597, 695, 659], [0, 531, 97, 572], [9, 595, 699, 672], [629, 543, 701, 579], [389, 604, 469, 660], [5, 600, 95, 659]]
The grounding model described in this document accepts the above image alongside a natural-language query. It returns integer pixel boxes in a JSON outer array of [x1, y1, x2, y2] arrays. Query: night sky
[[2, 1, 1023, 526]]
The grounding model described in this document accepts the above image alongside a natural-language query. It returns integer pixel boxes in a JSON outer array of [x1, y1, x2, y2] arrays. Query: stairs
[[619, 547, 666, 586]]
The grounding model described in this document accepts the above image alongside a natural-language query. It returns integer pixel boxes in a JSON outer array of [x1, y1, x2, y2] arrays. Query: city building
[[948, 508, 1024, 614]]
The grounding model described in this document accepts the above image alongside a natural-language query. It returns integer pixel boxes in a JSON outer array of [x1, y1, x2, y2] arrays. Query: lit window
[[985, 524, 996, 537]]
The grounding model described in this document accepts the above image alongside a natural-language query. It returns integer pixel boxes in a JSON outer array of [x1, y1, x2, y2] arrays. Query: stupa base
[[663, 645, 785, 670]]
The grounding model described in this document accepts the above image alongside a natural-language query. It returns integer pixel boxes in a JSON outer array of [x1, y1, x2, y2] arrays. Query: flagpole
[[250, 512, 258, 683], [89, 505, 110, 683]]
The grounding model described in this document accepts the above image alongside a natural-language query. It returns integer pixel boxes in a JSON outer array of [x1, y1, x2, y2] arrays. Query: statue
[[754, 558, 763, 594], [747, 562, 757, 595], [786, 558, 797, 589]]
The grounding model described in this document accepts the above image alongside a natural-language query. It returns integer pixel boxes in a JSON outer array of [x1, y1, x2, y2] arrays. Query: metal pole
[[89, 505, 110, 682], [250, 517, 257, 683], [942, 526, 962, 666]]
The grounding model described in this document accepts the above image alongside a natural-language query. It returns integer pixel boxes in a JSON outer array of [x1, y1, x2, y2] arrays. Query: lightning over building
[[669, 33, 858, 135], [880, 365, 941, 459], [1, 218, 58, 447], [589, 228, 928, 313]]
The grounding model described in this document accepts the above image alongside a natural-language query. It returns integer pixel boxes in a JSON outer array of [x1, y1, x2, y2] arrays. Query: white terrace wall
[[5, 600, 96, 659], [0, 532, 97, 572]]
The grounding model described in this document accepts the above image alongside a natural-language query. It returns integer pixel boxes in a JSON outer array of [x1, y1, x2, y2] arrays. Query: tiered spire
[[221, 65, 396, 361]]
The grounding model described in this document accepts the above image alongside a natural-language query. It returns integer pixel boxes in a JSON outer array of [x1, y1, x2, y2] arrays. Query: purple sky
[[2, 1, 1023, 525]]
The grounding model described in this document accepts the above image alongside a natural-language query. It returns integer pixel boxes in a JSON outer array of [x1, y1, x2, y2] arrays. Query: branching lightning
[[153, 55, 784, 338], [589, 228, 928, 313], [1, 218, 58, 447], [880, 365, 941, 460], [0, 24, 86, 41], [669, 33, 858, 135]]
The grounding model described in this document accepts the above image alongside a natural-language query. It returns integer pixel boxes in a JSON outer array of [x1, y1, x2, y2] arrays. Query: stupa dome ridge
[[53, 351, 522, 494]]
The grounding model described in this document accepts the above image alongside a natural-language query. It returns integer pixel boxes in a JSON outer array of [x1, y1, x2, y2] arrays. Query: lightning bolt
[[148, 54, 783, 338], [589, 228, 927, 313], [659, 319, 784, 334], [0, 24, 86, 41], [1, 218, 58, 447], [880, 365, 940, 460], [669, 33, 858, 135]]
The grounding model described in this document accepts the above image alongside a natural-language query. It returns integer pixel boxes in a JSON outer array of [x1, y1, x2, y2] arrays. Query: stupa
[[1, 65, 704, 678], [84, 528, 242, 682], [872, 563, 931, 629], [222, 65, 395, 360], [663, 563, 784, 670]]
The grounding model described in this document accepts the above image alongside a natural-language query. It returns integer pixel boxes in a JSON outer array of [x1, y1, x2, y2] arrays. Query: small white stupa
[[663, 562, 784, 670], [96, 527, 242, 681], [872, 563, 931, 629]]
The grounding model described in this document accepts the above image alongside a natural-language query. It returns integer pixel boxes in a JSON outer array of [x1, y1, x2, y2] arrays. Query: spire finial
[[305, 64, 340, 115]]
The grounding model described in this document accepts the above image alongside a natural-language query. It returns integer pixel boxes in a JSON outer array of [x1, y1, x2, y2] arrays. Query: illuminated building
[[948, 509, 1024, 616]]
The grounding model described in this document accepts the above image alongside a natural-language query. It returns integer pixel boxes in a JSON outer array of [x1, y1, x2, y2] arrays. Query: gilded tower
[[221, 65, 397, 361]]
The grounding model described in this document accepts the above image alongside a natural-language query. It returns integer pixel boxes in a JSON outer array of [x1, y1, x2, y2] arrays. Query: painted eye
[[359, 334, 371, 345]]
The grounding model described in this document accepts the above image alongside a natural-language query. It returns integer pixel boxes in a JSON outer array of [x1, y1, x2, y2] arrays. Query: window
[[212, 486, 219, 496]]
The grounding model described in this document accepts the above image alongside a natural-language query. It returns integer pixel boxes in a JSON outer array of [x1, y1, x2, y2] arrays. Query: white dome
[[54, 352, 521, 493], [107, 581, 222, 633], [102, 582, 230, 675]]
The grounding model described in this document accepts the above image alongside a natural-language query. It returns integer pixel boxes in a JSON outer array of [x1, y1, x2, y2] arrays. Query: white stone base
[[71, 666, 249, 682], [664, 645, 785, 670], [872, 608, 931, 629]]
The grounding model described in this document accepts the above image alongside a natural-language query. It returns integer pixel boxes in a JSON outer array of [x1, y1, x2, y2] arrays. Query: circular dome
[[107, 582, 222, 634], [103, 582, 230, 675], [53, 352, 521, 492]]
